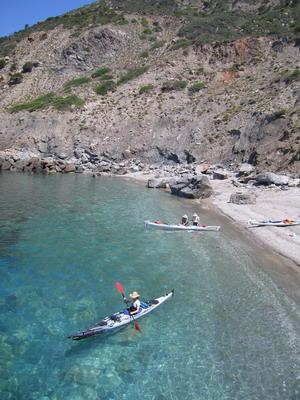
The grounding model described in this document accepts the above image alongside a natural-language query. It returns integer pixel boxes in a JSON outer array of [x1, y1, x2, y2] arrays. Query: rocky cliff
[[0, 0, 299, 173]]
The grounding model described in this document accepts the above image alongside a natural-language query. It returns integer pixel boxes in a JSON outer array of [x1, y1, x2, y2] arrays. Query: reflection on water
[[0, 172, 299, 400]]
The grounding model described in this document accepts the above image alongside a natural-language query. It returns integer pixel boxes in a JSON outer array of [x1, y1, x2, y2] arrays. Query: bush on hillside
[[139, 84, 154, 94], [118, 66, 149, 85], [150, 40, 165, 50], [9, 93, 55, 112], [91, 67, 111, 78], [52, 95, 84, 110], [64, 76, 91, 89], [95, 80, 115, 95], [282, 68, 300, 84], [162, 80, 187, 92], [9, 92, 84, 112], [22, 62, 34, 73], [139, 51, 149, 58], [9, 73, 23, 85], [0, 59, 6, 69], [188, 81, 206, 93], [99, 73, 114, 80]]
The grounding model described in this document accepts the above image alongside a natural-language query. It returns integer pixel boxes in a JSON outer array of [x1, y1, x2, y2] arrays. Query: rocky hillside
[[0, 0, 299, 173]]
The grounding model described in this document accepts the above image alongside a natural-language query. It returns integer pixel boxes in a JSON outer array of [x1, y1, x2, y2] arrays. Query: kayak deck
[[144, 220, 220, 231], [248, 219, 300, 227], [68, 290, 174, 340]]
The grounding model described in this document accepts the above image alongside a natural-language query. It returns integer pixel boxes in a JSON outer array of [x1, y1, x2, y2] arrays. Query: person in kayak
[[124, 291, 141, 315], [192, 213, 200, 226], [181, 215, 189, 226]]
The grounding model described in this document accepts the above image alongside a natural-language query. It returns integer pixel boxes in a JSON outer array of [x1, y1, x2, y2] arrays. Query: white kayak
[[68, 290, 174, 340], [248, 219, 300, 227], [144, 220, 220, 231]]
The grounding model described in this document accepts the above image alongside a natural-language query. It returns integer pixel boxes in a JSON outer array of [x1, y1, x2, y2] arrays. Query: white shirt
[[192, 215, 200, 223], [132, 299, 140, 311]]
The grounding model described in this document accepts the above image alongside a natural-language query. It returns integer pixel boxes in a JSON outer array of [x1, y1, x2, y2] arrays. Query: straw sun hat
[[130, 291, 140, 299]]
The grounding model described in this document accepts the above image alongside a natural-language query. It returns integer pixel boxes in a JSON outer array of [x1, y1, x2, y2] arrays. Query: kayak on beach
[[248, 219, 300, 227], [68, 290, 174, 340], [144, 220, 221, 231]]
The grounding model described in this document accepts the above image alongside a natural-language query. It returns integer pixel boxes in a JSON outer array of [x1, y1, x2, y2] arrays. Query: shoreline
[[114, 170, 300, 269]]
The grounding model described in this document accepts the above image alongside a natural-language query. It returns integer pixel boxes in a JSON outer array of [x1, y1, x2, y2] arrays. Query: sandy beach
[[211, 180, 300, 267], [118, 171, 300, 267]]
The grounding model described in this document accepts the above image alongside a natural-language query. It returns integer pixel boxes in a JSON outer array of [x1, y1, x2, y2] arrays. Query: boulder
[[229, 192, 257, 205], [238, 163, 255, 176], [195, 163, 209, 174], [213, 169, 229, 180], [256, 172, 289, 186], [176, 186, 195, 199], [192, 176, 214, 199], [64, 163, 76, 173], [169, 175, 213, 199], [288, 178, 300, 187], [0, 160, 12, 170], [147, 177, 176, 189]]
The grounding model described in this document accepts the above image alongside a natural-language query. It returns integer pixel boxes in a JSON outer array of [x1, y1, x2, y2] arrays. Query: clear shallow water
[[0, 172, 300, 400]]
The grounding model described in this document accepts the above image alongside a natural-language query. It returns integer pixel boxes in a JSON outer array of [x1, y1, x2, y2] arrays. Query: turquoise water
[[0, 172, 300, 400]]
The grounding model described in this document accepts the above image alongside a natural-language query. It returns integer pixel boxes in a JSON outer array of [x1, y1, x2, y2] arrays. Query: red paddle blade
[[134, 320, 141, 332], [115, 281, 124, 294]]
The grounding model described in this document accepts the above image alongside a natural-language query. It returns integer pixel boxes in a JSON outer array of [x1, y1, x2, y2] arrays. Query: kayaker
[[181, 215, 189, 226], [192, 213, 200, 226], [124, 291, 141, 315]]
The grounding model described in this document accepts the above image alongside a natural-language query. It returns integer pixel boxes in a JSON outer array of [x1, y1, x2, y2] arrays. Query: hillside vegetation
[[0, 0, 299, 173]]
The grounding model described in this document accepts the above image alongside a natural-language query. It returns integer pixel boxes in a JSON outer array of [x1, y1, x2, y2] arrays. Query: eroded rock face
[[62, 27, 127, 70]]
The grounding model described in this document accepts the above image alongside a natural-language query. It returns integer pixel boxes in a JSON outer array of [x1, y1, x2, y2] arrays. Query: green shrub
[[282, 69, 300, 84], [10, 63, 17, 71], [118, 66, 149, 85], [22, 62, 34, 73], [142, 28, 152, 35], [153, 25, 162, 32], [52, 95, 84, 110], [9, 73, 23, 85], [99, 73, 114, 81], [139, 84, 154, 94], [150, 40, 165, 50], [9, 93, 55, 112], [91, 67, 111, 78], [139, 51, 149, 58], [141, 18, 149, 26], [170, 39, 194, 50], [162, 80, 187, 92], [188, 81, 206, 93], [64, 76, 91, 89], [9, 92, 84, 112], [293, 23, 300, 33], [95, 80, 115, 95], [0, 59, 6, 69]]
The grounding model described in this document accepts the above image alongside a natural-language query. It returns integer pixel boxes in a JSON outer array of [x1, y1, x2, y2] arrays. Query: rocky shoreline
[[1, 147, 300, 267]]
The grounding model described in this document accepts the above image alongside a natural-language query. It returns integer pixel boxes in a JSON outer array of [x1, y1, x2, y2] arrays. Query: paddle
[[115, 281, 141, 332]]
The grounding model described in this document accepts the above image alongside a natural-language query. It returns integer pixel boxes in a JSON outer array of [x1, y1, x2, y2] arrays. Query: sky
[[0, 0, 95, 37]]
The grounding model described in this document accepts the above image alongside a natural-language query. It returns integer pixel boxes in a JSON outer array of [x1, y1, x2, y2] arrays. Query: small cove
[[0, 171, 300, 400]]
